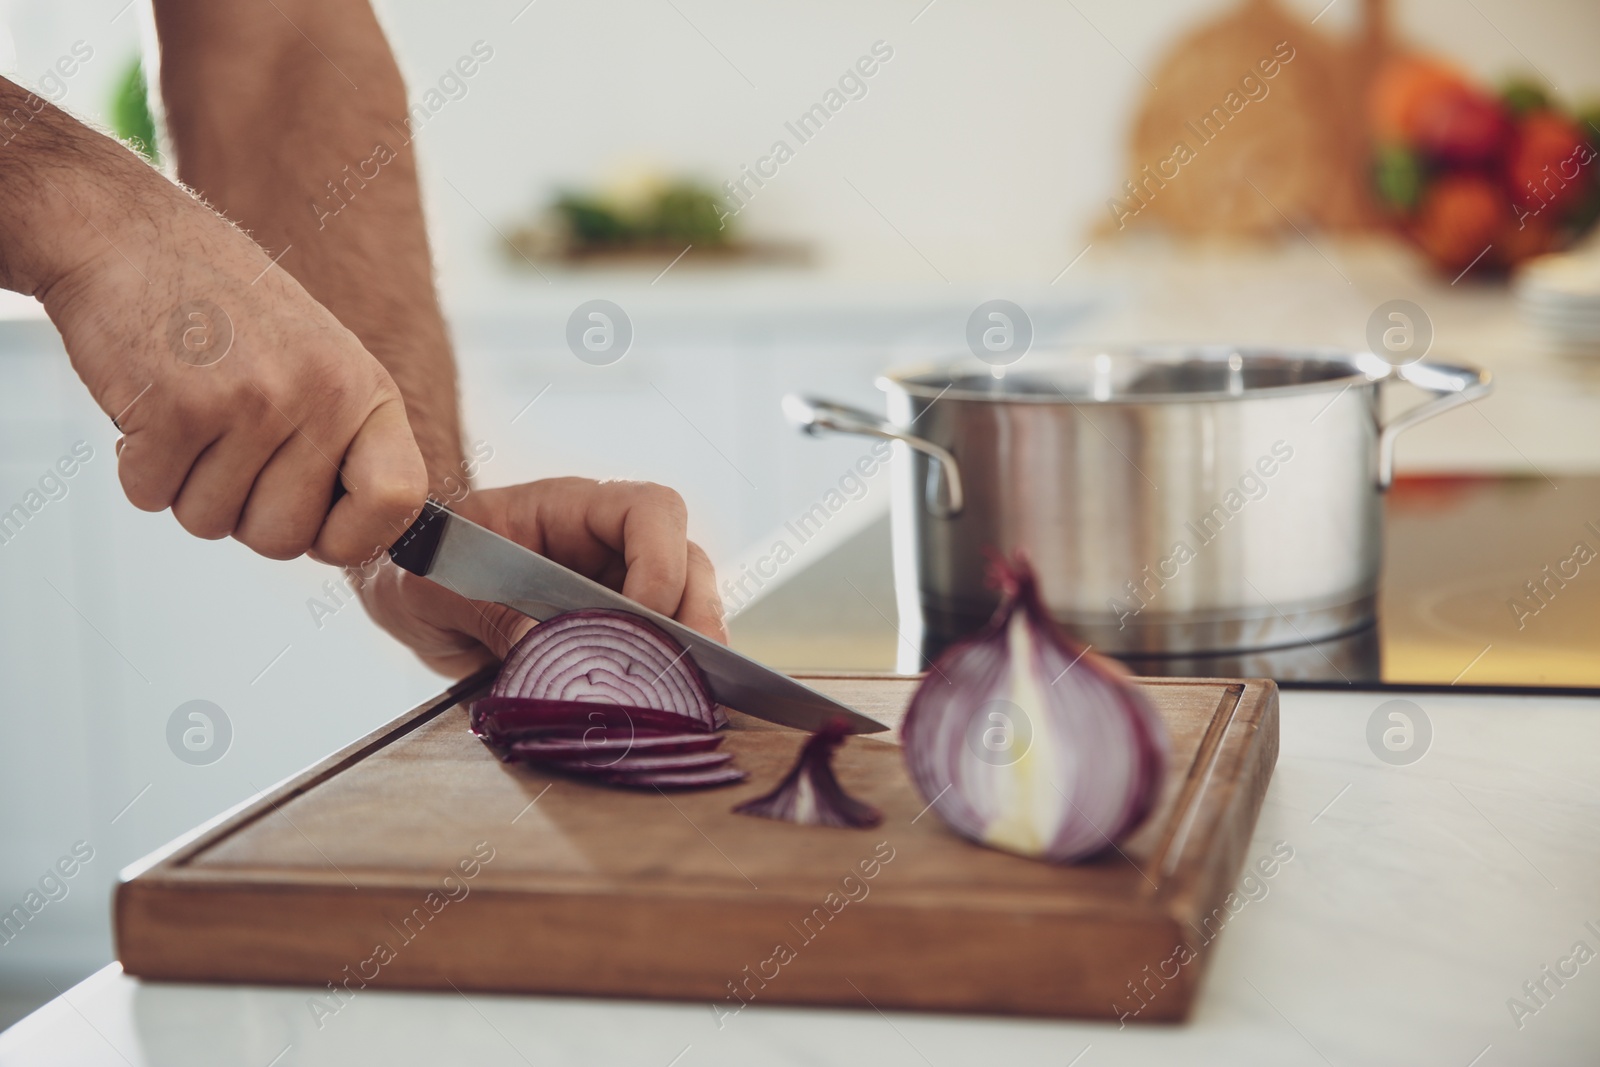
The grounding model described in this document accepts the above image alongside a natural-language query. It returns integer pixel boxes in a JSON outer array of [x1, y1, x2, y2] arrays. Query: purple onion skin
[[901, 557, 1168, 864], [734, 722, 883, 829]]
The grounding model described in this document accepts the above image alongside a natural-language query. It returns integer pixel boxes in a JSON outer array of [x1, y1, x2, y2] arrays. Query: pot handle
[[1377, 360, 1493, 490], [781, 394, 965, 517]]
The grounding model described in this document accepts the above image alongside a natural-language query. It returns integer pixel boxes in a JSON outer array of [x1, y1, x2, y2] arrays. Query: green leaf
[[1373, 145, 1425, 213], [111, 57, 158, 163], [649, 183, 730, 245], [1500, 78, 1549, 118], [552, 193, 631, 246]]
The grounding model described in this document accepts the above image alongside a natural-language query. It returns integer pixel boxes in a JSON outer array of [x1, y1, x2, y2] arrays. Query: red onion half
[[735, 722, 882, 829], [901, 556, 1167, 863], [491, 609, 724, 731], [473, 609, 743, 790]]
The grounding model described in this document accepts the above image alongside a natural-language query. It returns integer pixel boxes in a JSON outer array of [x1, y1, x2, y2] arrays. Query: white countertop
[[5, 688, 1598, 1066]]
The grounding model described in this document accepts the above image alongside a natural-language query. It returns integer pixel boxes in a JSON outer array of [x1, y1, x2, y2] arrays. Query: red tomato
[[1509, 111, 1594, 216], [1368, 56, 1470, 143], [1413, 83, 1511, 165], [1496, 211, 1558, 266], [1412, 175, 1504, 273]]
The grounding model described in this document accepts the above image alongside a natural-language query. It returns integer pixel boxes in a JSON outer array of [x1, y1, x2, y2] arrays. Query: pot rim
[[877, 344, 1401, 405]]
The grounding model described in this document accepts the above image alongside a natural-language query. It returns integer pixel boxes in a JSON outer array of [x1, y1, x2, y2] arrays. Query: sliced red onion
[[473, 611, 741, 790], [506, 733, 724, 762], [479, 710, 739, 789], [471, 696, 711, 744], [491, 609, 724, 730], [609, 766, 748, 790], [559, 751, 735, 775], [734, 722, 882, 829], [901, 555, 1167, 863]]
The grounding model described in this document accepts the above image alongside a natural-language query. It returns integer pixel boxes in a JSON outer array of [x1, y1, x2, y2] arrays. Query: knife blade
[[388, 501, 888, 734]]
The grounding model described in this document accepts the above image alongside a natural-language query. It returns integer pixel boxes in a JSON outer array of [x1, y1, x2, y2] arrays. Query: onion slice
[[471, 696, 711, 744], [734, 722, 882, 829], [901, 554, 1168, 863], [506, 733, 724, 761], [491, 609, 723, 730], [606, 767, 749, 790], [560, 751, 735, 775]]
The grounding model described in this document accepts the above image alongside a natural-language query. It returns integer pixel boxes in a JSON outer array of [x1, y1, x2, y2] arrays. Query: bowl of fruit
[[1369, 57, 1599, 277]]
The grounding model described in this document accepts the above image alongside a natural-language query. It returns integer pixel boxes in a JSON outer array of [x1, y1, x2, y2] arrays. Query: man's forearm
[[0, 77, 169, 300], [151, 0, 465, 489]]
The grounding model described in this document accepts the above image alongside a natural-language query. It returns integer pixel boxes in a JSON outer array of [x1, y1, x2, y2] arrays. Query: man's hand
[[153, 0, 465, 495], [0, 74, 429, 566], [354, 479, 727, 677], [40, 187, 429, 565]]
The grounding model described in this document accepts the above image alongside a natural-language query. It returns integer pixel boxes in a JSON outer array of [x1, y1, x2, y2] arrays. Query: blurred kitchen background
[[1, 0, 1598, 1028]]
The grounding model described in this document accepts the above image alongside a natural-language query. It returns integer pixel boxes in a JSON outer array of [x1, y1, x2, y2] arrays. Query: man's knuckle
[[370, 474, 427, 521], [174, 507, 232, 541], [170, 388, 217, 428], [242, 536, 303, 561], [118, 467, 170, 513], [644, 483, 687, 518], [237, 378, 274, 422], [240, 522, 316, 561]]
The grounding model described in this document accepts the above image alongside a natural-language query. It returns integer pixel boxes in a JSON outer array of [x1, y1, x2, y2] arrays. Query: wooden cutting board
[[116, 673, 1278, 1021]]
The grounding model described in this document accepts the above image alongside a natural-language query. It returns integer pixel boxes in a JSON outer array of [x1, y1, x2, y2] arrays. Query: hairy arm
[[151, 0, 465, 490], [0, 76, 427, 563], [147, 4, 727, 671], [0, 79, 131, 299]]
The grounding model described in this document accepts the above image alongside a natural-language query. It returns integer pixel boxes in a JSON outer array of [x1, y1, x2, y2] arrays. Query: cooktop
[[733, 474, 1600, 693], [1253, 473, 1600, 692]]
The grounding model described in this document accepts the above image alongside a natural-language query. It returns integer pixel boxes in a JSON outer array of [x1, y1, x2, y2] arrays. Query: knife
[[387, 500, 888, 734]]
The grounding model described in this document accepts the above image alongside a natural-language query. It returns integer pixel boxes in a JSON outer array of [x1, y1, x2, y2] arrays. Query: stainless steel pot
[[786, 345, 1490, 660]]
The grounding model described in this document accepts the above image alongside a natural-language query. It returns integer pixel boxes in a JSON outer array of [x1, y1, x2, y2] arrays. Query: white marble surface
[[4, 688, 1597, 1066]]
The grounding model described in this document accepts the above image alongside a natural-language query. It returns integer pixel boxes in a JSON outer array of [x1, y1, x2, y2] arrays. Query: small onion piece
[[734, 722, 882, 829], [491, 609, 723, 730], [901, 555, 1168, 863]]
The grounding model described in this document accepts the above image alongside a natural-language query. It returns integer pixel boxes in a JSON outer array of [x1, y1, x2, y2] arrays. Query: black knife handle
[[388, 499, 450, 576]]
